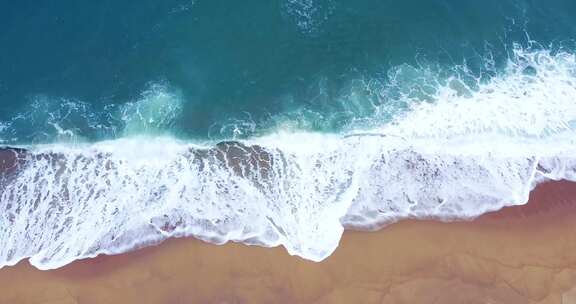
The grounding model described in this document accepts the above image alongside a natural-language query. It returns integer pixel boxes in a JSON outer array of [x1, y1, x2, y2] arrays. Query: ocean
[[1, 0, 576, 269]]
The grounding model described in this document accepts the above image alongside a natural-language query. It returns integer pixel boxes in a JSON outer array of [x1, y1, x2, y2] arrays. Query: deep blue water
[[1, 0, 575, 143]]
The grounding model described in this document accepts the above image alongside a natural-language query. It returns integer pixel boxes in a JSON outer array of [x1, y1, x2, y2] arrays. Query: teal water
[[1, 0, 575, 143], [2, 0, 576, 269]]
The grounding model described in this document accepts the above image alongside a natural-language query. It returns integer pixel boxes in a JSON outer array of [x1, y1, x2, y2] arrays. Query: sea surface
[[1, 0, 576, 269]]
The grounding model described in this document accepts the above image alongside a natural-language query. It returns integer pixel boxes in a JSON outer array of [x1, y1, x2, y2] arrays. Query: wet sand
[[1, 181, 576, 304]]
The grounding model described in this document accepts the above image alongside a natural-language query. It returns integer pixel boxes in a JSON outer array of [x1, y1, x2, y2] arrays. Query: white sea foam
[[1, 48, 576, 269], [379, 48, 576, 138]]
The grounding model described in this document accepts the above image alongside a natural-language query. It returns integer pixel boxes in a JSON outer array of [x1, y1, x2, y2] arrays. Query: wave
[[1, 47, 576, 270], [0, 83, 183, 144], [1, 134, 575, 270]]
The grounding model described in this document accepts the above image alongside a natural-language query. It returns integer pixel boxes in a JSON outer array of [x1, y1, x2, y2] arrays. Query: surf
[[1, 47, 576, 270]]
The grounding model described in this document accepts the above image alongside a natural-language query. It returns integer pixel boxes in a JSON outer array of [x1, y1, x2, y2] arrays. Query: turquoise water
[[1, 0, 575, 143], [2, 1, 576, 269]]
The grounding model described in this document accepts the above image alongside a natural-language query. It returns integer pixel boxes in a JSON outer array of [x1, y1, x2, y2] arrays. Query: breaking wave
[[1, 47, 576, 269]]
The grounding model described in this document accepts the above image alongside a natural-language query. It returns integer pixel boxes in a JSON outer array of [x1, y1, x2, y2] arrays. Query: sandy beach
[[1, 180, 575, 304]]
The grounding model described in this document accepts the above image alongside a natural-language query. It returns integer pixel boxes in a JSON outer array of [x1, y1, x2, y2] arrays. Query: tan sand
[[1, 181, 576, 304]]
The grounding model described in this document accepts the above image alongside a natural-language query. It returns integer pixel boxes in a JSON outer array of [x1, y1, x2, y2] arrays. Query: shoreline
[[1, 181, 576, 303]]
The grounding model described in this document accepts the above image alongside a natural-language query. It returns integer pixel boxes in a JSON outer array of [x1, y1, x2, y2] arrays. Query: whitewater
[[1, 48, 576, 270]]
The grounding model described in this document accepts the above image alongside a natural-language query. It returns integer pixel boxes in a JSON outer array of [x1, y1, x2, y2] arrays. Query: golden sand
[[1, 181, 576, 304]]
